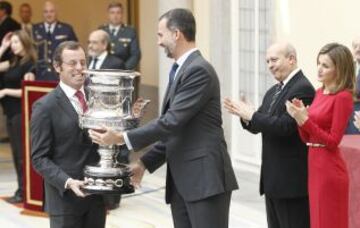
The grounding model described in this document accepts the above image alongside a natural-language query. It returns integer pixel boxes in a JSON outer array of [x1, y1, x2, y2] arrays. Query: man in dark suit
[[99, 2, 141, 70], [224, 42, 315, 228], [87, 29, 124, 70], [0, 1, 20, 61], [89, 8, 238, 228], [32, 1, 78, 81], [31, 41, 106, 228]]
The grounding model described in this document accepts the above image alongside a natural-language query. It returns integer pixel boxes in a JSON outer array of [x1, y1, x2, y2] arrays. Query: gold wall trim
[[24, 86, 54, 206]]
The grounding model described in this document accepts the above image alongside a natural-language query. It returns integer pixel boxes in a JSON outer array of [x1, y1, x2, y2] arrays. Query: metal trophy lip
[[83, 69, 140, 80]]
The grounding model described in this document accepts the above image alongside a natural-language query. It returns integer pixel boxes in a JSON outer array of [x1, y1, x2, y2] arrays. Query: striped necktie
[[268, 82, 283, 113], [75, 90, 88, 113]]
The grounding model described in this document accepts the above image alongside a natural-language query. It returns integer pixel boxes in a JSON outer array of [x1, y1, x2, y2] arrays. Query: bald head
[[88, 30, 110, 57], [268, 42, 297, 61], [43, 1, 57, 24], [266, 42, 298, 82]]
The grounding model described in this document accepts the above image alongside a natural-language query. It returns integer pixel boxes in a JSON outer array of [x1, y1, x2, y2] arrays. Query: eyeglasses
[[62, 60, 87, 68]]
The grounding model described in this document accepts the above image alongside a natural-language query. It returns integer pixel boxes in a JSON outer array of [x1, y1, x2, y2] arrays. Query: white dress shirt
[[109, 25, 121, 36], [59, 81, 86, 115], [90, 51, 108, 70], [44, 22, 56, 34]]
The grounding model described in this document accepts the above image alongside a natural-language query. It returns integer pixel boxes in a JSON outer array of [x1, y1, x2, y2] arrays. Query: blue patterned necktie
[[169, 63, 179, 87], [268, 81, 283, 113]]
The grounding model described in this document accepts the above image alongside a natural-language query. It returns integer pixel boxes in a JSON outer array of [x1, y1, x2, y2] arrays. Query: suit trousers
[[265, 196, 310, 228], [49, 199, 106, 228], [6, 113, 23, 196], [170, 182, 232, 228]]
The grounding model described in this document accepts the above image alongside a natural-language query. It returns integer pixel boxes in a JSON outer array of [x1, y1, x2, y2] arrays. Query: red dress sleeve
[[298, 127, 310, 142], [299, 91, 353, 150]]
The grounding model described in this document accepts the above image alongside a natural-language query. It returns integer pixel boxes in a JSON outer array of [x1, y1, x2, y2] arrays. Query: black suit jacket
[[89, 53, 125, 70], [31, 86, 103, 216], [127, 50, 238, 203], [243, 70, 315, 198]]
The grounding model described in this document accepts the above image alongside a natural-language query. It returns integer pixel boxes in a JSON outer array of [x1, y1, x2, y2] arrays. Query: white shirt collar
[[109, 24, 121, 34], [59, 81, 85, 98], [174, 48, 198, 78], [282, 68, 300, 87], [44, 22, 56, 33], [96, 51, 107, 62], [90, 51, 107, 69]]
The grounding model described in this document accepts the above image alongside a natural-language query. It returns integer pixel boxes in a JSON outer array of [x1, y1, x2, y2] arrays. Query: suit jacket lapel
[[100, 55, 109, 69], [269, 71, 302, 115], [55, 86, 79, 125], [161, 51, 201, 114]]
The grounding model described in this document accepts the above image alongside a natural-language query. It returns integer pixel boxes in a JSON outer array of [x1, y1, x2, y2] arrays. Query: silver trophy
[[79, 69, 149, 194]]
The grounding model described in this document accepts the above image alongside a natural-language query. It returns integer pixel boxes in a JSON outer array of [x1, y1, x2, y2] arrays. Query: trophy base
[[82, 185, 134, 195], [83, 163, 134, 195]]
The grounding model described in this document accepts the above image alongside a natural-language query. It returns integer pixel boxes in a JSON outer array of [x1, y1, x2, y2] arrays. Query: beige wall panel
[[138, 0, 158, 86], [193, 0, 210, 60], [274, 0, 360, 87]]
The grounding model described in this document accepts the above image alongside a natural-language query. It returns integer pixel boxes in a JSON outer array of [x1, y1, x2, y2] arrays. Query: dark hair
[[108, 2, 123, 10], [159, 8, 196, 42], [53, 41, 83, 66], [317, 43, 355, 95], [0, 1, 12, 16], [10, 30, 37, 67], [20, 3, 31, 10]]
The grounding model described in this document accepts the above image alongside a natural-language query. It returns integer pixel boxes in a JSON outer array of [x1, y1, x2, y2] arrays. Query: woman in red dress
[[286, 43, 355, 228]]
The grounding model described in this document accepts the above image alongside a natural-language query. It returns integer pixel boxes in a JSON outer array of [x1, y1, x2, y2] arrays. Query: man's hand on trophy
[[132, 97, 151, 118], [129, 160, 146, 188], [66, 178, 86, 198], [88, 126, 124, 145]]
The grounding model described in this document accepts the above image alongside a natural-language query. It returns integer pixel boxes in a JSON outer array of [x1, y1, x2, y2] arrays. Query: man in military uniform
[[99, 2, 141, 70], [32, 1, 78, 81]]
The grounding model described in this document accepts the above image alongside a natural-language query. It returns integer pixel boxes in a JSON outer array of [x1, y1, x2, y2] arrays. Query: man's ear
[[53, 62, 61, 74], [288, 54, 297, 65], [174, 29, 181, 40]]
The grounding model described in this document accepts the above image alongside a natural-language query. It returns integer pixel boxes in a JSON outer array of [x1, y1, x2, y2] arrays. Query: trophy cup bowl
[[79, 69, 149, 195]]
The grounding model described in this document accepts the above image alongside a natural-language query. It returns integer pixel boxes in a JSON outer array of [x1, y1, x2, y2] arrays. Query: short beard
[[164, 47, 173, 58]]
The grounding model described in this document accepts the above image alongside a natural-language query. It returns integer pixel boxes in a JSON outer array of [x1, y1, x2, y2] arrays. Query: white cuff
[[64, 178, 73, 189], [123, 132, 134, 151]]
